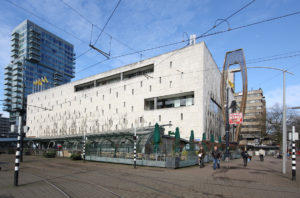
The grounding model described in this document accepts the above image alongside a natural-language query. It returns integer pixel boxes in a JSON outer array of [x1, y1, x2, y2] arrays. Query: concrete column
[[154, 97, 157, 109]]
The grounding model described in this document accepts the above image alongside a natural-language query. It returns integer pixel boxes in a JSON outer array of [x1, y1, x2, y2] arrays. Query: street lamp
[[247, 66, 294, 174]]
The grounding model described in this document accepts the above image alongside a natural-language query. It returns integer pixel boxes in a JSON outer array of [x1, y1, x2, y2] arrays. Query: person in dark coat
[[241, 148, 248, 167], [211, 146, 221, 170], [198, 146, 206, 168]]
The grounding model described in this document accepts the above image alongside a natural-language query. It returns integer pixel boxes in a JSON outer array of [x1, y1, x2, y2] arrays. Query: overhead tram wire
[[61, 0, 142, 58], [77, 10, 300, 73], [93, 0, 122, 45], [247, 50, 300, 63], [200, 0, 256, 36], [74, 0, 255, 73]]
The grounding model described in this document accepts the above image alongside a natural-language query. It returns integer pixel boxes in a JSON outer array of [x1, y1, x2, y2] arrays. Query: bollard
[[14, 115, 22, 186], [133, 128, 137, 168], [292, 126, 296, 181]]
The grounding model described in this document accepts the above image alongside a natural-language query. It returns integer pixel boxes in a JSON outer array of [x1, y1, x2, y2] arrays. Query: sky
[[0, 0, 300, 117]]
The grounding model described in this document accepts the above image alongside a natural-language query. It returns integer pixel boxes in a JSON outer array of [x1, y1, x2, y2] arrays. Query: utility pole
[[247, 66, 294, 174], [282, 71, 287, 174], [225, 88, 230, 158]]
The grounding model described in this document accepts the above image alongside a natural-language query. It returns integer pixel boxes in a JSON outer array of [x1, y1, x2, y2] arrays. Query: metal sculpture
[[220, 49, 248, 142]]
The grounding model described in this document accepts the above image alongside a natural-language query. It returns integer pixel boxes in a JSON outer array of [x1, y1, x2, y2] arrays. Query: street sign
[[289, 132, 299, 141], [229, 113, 243, 125]]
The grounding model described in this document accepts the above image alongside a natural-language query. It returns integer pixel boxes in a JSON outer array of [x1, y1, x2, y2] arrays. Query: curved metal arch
[[221, 49, 248, 142]]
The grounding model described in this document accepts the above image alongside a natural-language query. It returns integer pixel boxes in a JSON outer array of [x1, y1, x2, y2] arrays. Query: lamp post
[[247, 66, 294, 174]]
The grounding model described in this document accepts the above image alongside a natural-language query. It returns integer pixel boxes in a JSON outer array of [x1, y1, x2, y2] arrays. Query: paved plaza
[[0, 154, 299, 198]]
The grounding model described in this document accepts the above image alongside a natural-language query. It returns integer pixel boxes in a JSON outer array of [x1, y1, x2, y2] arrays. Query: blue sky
[[1, 0, 300, 117]]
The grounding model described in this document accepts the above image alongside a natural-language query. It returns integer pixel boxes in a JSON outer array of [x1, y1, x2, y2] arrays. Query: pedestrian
[[198, 146, 206, 168], [241, 148, 248, 167], [248, 149, 253, 161], [259, 148, 265, 161], [211, 145, 221, 170]]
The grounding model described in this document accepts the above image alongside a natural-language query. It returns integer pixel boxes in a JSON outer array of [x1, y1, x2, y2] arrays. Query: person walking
[[241, 148, 248, 167], [211, 146, 221, 170], [259, 148, 265, 161], [198, 146, 206, 168]]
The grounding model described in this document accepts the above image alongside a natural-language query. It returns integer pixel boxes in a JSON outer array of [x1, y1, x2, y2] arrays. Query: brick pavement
[[0, 154, 299, 198]]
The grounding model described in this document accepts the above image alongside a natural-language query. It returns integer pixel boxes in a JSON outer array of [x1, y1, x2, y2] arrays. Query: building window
[[140, 116, 143, 123], [116, 92, 118, 98], [124, 101, 126, 107], [170, 81, 172, 88], [116, 125, 118, 130], [110, 88, 111, 94], [85, 108, 86, 112], [169, 121, 172, 127], [149, 85, 152, 92], [131, 106, 134, 112], [96, 91, 98, 96], [116, 108, 118, 113], [181, 113, 183, 120], [144, 91, 194, 110], [159, 115, 161, 122], [159, 77, 161, 83], [96, 106, 98, 111], [90, 98, 92, 102], [170, 61, 172, 68], [109, 104, 111, 110], [140, 81, 143, 87], [132, 89, 134, 95], [124, 85, 126, 90], [131, 123, 133, 128], [123, 118, 126, 124], [103, 95, 105, 100], [102, 109, 104, 115]]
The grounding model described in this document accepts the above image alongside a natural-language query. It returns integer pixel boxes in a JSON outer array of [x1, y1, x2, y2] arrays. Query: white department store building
[[26, 42, 227, 140]]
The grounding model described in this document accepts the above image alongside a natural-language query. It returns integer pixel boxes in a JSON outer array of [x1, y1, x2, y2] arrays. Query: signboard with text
[[229, 113, 243, 125]]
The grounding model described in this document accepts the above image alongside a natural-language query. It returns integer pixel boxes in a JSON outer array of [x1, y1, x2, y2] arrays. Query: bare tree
[[267, 103, 300, 145]]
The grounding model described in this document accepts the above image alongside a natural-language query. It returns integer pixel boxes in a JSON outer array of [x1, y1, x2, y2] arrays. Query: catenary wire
[[61, 0, 142, 57], [77, 10, 300, 74], [200, 0, 256, 36], [93, 0, 122, 45]]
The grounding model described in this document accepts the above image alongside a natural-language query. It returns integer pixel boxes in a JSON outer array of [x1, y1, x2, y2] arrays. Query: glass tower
[[3, 20, 75, 125]]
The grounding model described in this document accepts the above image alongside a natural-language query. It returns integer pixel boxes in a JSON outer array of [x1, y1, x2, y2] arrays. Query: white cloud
[[264, 84, 300, 108]]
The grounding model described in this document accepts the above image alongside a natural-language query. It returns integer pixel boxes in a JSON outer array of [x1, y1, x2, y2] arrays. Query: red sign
[[229, 113, 243, 125]]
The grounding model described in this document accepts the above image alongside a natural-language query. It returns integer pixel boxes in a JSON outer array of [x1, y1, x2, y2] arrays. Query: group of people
[[241, 148, 265, 167], [198, 145, 221, 170], [198, 145, 266, 169]]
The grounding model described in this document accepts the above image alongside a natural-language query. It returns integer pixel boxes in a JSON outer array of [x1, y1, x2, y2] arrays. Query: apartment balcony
[[12, 70, 23, 77], [4, 70, 12, 75], [4, 80, 12, 86], [4, 86, 12, 91], [12, 92, 23, 99], [11, 53, 18, 58], [5, 65, 12, 71], [12, 98, 22, 105], [3, 106, 12, 112], [4, 90, 12, 96], [12, 104, 22, 111], [11, 34, 19, 41], [28, 54, 41, 62], [12, 87, 23, 93], [29, 43, 40, 50], [29, 49, 40, 56], [12, 75, 23, 82], [4, 75, 12, 81], [12, 81, 23, 88]]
